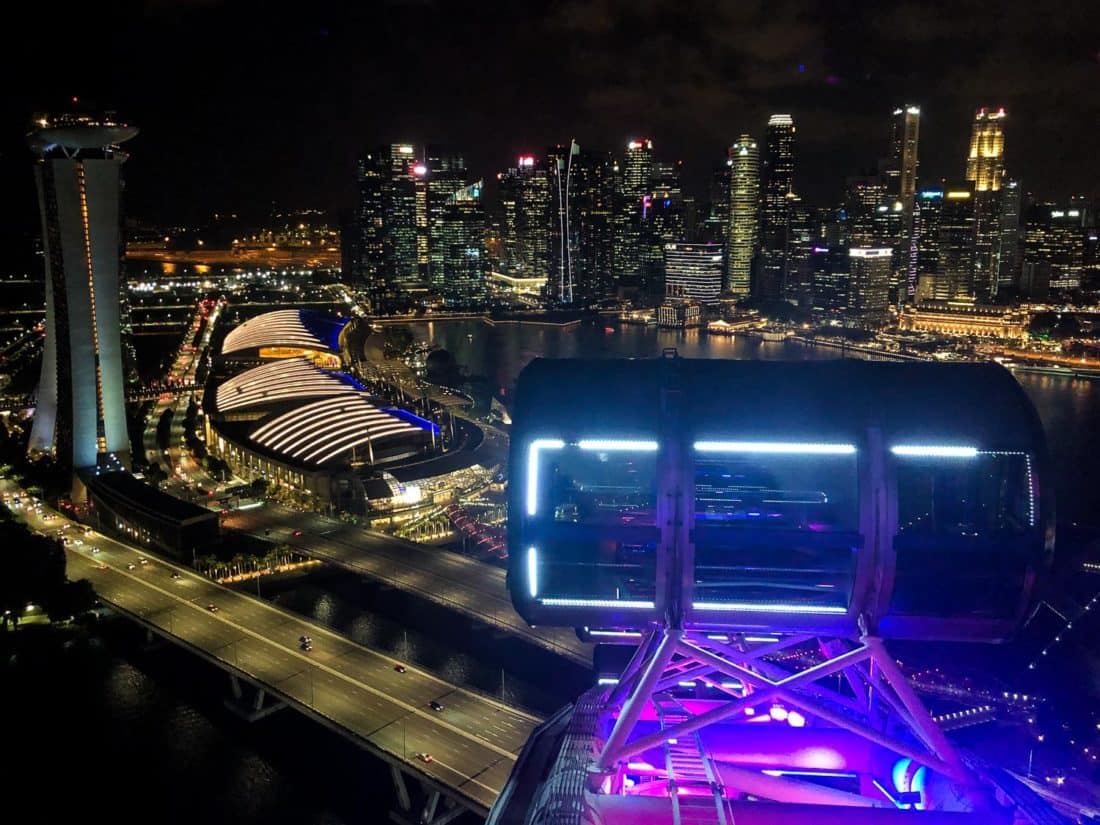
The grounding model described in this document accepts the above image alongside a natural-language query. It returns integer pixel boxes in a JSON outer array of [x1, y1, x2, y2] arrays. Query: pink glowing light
[[769, 705, 789, 721]]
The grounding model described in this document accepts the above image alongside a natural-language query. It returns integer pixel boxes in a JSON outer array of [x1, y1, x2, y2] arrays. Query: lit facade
[[934, 188, 977, 300], [437, 181, 488, 307], [898, 300, 1028, 339], [1025, 203, 1085, 290], [424, 146, 467, 291], [759, 115, 795, 300], [663, 242, 724, 304], [613, 139, 653, 285], [27, 113, 137, 481], [847, 248, 892, 320], [548, 142, 614, 306], [355, 144, 422, 310], [726, 135, 759, 296], [966, 107, 1007, 193], [498, 156, 551, 277]]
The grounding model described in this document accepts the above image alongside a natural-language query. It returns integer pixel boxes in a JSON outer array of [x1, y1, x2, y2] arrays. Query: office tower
[[966, 108, 1007, 193], [783, 195, 815, 307], [935, 188, 977, 300], [759, 115, 796, 300], [613, 139, 653, 283], [498, 156, 550, 277], [355, 143, 421, 310], [726, 135, 759, 296], [1024, 203, 1085, 291], [810, 213, 851, 314], [844, 175, 889, 247], [966, 108, 1007, 299], [913, 189, 945, 301], [423, 146, 468, 291], [886, 106, 920, 213], [998, 179, 1022, 287], [548, 142, 614, 305], [355, 150, 390, 308], [704, 160, 731, 246], [387, 144, 420, 291], [437, 181, 487, 307], [663, 242, 723, 303], [848, 248, 893, 319], [27, 112, 137, 482]]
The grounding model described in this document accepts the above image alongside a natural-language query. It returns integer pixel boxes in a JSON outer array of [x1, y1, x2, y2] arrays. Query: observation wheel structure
[[494, 355, 1065, 825]]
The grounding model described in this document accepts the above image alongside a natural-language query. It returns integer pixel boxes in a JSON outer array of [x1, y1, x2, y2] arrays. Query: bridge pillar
[[390, 765, 411, 813], [223, 674, 286, 722]]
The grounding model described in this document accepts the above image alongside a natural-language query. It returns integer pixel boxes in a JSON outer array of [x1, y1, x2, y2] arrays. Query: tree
[[44, 579, 97, 622]]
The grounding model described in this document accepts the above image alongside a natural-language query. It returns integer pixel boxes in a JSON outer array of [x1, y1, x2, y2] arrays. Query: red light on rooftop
[[71, 96, 79, 104]]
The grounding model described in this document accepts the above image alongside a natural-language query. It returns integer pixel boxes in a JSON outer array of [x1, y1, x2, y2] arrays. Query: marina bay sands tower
[[27, 112, 137, 486]]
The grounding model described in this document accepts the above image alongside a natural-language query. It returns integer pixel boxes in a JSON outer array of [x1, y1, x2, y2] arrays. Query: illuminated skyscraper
[[423, 146, 467, 291], [437, 181, 487, 307], [998, 179, 1022, 287], [886, 106, 920, 214], [760, 115, 796, 300], [27, 112, 137, 482], [548, 142, 614, 305], [848, 248, 893, 320], [663, 242, 723, 303], [355, 143, 421, 310], [726, 135, 759, 295], [614, 139, 653, 283], [1024, 203, 1085, 291], [499, 156, 550, 276], [935, 187, 977, 300], [966, 108, 1007, 193]]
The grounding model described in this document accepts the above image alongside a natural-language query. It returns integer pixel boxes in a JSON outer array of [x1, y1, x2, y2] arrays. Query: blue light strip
[[526, 438, 564, 516], [381, 407, 440, 434], [540, 598, 655, 609], [695, 441, 856, 455], [527, 546, 538, 598], [890, 445, 977, 458]]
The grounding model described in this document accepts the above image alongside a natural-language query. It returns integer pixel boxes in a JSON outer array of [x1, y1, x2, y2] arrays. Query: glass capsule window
[[691, 446, 860, 613]]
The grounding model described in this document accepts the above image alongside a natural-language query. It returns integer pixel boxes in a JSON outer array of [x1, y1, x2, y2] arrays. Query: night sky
[[3, 0, 1099, 240]]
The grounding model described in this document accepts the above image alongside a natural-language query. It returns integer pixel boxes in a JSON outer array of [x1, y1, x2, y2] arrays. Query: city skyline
[[2, 0, 1099, 238]]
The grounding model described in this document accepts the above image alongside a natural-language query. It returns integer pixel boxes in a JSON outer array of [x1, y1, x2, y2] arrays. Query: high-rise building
[[998, 179, 1022, 287], [355, 143, 422, 310], [886, 106, 920, 212], [783, 194, 816, 307], [387, 144, 420, 291], [703, 160, 731, 246], [847, 248, 893, 320], [760, 115, 796, 300], [355, 150, 390, 308], [726, 135, 759, 296], [966, 108, 1007, 193], [913, 188, 945, 301], [935, 188, 977, 300], [966, 108, 1008, 299], [423, 146, 468, 291], [613, 139, 653, 284], [548, 142, 614, 306], [663, 242, 724, 303], [27, 112, 137, 483], [498, 156, 550, 277], [437, 181, 487, 307], [1024, 203, 1085, 291]]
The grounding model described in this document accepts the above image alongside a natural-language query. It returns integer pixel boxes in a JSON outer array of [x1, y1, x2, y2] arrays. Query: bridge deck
[[224, 507, 593, 666]]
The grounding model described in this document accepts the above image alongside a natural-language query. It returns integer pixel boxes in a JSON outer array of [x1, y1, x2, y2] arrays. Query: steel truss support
[[588, 630, 982, 807]]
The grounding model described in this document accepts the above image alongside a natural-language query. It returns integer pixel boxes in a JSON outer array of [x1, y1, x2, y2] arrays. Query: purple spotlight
[[798, 63, 806, 73]]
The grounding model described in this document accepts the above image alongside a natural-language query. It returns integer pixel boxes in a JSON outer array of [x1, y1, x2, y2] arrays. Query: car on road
[[89, 546, 99, 554], [428, 701, 444, 712], [207, 603, 219, 612], [394, 664, 407, 673], [298, 634, 313, 651], [126, 562, 136, 570], [416, 753, 433, 764], [138, 557, 149, 565], [170, 571, 182, 580], [293, 530, 303, 537], [96, 563, 109, 570], [72, 539, 83, 546]]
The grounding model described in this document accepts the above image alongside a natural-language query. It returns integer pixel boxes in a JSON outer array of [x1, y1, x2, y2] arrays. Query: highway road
[[7, 487, 538, 813], [224, 505, 593, 666]]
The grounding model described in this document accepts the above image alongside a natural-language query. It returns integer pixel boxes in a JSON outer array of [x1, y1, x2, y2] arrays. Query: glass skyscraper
[[760, 115, 796, 300], [726, 135, 759, 296]]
